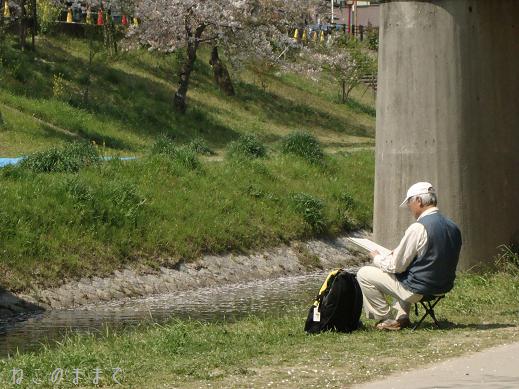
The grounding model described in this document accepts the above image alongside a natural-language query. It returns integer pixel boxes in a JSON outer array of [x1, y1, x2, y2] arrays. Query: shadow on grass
[[4, 34, 373, 153], [276, 73, 376, 118], [3, 38, 239, 149], [345, 97, 376, 117], [64, 50, 238, 147], [235, 81, 373, 138], [412, 320, 517, 331]]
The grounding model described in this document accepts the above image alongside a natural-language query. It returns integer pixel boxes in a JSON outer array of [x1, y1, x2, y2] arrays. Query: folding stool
[[412, 295, 445, 330]]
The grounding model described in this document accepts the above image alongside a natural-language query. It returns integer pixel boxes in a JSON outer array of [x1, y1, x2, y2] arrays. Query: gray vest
[[397, 212, 462, 295]]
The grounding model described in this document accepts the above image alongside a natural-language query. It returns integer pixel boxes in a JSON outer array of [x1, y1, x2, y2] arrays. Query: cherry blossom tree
[[295, 35, 377, 103], [127, 1, 237, 112], [128, 0, 310, 113]]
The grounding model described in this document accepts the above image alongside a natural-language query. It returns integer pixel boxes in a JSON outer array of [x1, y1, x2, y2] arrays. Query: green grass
[[0, 34, 375, 157], [0, 149, 374, 292], [0, 271, 517, 388]]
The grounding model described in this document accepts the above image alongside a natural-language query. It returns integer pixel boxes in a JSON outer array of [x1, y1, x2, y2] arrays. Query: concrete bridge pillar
[[374, 0, 519, 269]]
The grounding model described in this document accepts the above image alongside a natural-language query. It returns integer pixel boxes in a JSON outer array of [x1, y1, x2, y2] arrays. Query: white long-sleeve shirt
[[373, 207, 439, 274]]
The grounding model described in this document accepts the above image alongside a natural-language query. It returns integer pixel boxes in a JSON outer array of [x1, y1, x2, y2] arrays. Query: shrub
[[337, 192, 356, 209], [189, 137, 214, 155], [291, 192, 327, 233], [20, 143, 100, 173], [281, 131, 324, 164], [150, 136, 200, 170], [227, 134, 267, 159]]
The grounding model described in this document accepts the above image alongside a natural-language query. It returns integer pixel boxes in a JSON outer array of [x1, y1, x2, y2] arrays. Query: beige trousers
[[356, 265, 423, 320]]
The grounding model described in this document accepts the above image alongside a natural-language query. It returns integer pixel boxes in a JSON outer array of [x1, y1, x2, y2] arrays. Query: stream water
[[0, 271, 335, 358]]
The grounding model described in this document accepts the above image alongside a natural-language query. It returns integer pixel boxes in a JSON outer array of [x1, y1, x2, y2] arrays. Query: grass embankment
[[0, 34, 375, 157], [0, 143, 374, 292], [0, 33, 376, 292], [1, 270, 518, 388]]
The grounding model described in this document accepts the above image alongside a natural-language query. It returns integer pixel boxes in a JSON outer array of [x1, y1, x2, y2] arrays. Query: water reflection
[[0, 271, 335, 357]]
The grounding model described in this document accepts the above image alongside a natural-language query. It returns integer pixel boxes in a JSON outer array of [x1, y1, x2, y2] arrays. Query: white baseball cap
[[400, 182, 435, 207]]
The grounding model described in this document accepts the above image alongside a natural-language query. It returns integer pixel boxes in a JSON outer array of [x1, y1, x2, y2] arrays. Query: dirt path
[[175, 326, 519, 389], [355, 340, 519, 389], [0, 102, 80, 139]]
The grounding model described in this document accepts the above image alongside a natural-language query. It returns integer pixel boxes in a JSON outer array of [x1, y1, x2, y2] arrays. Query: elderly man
[[357, 182, 462, 330]]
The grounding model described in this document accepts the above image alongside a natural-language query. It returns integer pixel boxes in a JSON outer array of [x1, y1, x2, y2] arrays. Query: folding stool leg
[[426, 298, 443, 328], [412, 302, 430, 330], [412, 296, 444, 330]]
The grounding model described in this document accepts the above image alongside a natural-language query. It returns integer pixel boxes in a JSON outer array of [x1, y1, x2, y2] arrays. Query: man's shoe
[[375, 319, 400, 330], [376, 316, 411, 331], [397, 315, 411, 329]]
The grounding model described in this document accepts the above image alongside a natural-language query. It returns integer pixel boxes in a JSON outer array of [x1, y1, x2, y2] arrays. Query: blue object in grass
[[0, 158, 24, 167], [0, 156, 136, 168]]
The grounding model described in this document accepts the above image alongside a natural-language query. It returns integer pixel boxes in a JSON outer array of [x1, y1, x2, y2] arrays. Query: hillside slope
[[0, 34, 375, 157]]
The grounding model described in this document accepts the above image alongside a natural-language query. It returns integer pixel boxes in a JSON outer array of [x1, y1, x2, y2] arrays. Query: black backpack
[[304, 269, 363, 334]]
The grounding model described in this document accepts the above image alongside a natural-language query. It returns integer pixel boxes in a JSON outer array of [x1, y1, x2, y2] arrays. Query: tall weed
[[495, 244, 519, 275], [151, 135, 177, 156]]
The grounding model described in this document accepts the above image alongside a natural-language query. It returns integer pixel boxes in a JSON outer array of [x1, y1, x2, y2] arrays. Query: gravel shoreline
[[1, 235, 368, 317]]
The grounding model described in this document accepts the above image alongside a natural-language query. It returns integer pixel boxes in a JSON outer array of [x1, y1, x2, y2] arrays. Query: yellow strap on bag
[[313, 269, 343, 307]]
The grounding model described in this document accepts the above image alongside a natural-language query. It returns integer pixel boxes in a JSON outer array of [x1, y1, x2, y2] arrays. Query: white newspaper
[[347, 237, 392, 257]]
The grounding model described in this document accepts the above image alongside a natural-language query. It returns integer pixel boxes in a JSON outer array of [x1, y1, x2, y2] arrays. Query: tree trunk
[[209, 46, 235, 96], [103, 10, 118, 56], [82, 27, 96, 106], [0, 0, 4, 37], [345, 84, 355, 102], [31, 0, 36, 50], [173, 42, 196, 114], [173, 23, 205, 114], [341, 80, 346, 103], [19, 0, 27, 51]]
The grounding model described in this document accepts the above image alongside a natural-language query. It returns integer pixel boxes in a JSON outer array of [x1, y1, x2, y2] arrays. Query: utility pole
[[331, 0, 334, 24]]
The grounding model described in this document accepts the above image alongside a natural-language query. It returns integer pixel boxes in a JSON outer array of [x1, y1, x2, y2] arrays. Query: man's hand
[[369, 250, 381, 260]]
